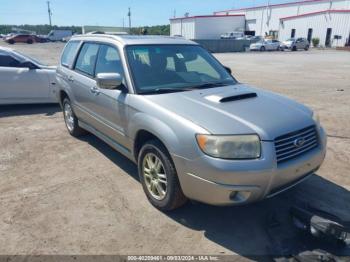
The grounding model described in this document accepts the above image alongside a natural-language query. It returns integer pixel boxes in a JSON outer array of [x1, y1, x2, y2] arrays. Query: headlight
[[312, 112, 321, 127], [196, 134, 261, 159]]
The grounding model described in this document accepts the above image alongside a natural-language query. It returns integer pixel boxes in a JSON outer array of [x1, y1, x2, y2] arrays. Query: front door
[[291, 29, 296, 38], [0, 53, 50, 103], [307, 28, 313, 43], [89, 44, 129, 149], [325, 28, 332, 47]]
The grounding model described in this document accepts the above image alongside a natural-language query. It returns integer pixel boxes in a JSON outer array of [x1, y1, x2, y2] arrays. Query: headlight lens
[[196, 134, 261, 159], [312, 112, 320, 127]]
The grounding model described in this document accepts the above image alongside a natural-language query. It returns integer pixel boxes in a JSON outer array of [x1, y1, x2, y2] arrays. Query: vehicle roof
[[0, 46, 15, 55], [71, 34, 198, 46]]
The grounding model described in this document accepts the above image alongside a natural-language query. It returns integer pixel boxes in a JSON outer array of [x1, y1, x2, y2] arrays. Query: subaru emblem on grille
[[294, 137, 306, 148]]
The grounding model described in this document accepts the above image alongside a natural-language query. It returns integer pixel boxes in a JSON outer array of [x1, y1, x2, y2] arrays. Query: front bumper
[[172, 127, 327, 206], [281, 45, 292, 50]]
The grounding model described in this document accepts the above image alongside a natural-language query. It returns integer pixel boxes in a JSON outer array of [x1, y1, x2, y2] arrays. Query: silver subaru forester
[[56, 34, 326, 210]]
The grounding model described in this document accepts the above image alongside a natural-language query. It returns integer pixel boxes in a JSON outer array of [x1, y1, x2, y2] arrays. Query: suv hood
[[145, 84, 314, 140]]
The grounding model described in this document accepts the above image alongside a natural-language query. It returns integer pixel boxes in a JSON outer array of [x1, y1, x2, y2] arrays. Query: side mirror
[[96, 73, 123, 90], [224, 66, 232, 74], [20, 61, 37, 69]]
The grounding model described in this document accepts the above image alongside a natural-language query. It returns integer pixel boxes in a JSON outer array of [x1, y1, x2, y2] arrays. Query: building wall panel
[[279, 12, 350, 46], [195, 16, 245, 39], [215, 0, 350, 36]]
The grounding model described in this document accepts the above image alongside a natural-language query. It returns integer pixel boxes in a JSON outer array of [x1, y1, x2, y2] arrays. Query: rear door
[[296, 38, 304, 49], [272, 40, 280, 50], [69, 42, 100, 125], [0, 52, 51, 104]]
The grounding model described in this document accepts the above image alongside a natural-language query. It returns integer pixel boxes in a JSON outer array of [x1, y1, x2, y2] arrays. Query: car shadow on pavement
[[77, 134, 350, 259], [0, 104, 61, 117], [167, 175, 350, 259], [77, 134, 139, 181]]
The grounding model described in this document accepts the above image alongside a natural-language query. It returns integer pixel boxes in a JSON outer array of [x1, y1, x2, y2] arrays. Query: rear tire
[[260, 46, 266, 52], [8, 39, 15, 44], [27, 39, 33, 44], [138, 139, 187, 211], [304, 45, 309, 51], [62, 98, 87, 137], [292, 46, 297, 51]]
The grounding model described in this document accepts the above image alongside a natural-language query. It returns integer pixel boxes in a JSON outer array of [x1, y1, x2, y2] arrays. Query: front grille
[[275, 125, 319, 164]]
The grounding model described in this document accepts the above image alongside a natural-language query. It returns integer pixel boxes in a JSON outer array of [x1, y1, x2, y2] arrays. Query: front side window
[[95, 45, 124, 77], [75, 43, 99, 76], [61, 41, 80, 68], [0, 55, 20, 67], [126, 45, 236, 93]]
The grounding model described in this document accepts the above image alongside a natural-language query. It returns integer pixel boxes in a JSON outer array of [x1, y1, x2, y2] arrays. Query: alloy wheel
[[142, 153, 168, 200], [63, 102, 74, 132]]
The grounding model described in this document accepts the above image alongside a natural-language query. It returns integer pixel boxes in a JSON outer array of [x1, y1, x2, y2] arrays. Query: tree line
[[0, 24, 170, 35]]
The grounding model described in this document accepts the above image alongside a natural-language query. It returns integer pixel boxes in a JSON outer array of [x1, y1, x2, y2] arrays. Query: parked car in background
[[62, 35, 73, 42], [46, 30, 73, 41], [0, 47, 57, 104], [56, 35, 326, 211], [5, 34, 36, 44], [33, 35, 49, 43], [221, 31, 244, 39], [245, 35, 263, 42], [281, 38, 310, 51], [250, 39, 281, 51]]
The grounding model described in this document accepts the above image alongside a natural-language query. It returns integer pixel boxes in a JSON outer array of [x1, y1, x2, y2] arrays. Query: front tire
[[304, 45, 309, 51], [292, 46, 297, 51], [260, 46, 266, 52], [138, 140, 187, 211], [62, 98, 86, 137]]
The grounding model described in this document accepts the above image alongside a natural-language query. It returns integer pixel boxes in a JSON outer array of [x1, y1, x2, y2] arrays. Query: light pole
[[128, 7, 131, 33], [47, 1, 52, 26]]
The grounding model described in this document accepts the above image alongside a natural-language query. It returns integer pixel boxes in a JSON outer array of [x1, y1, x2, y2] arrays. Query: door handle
[[90, 86, 100, 95], [68, 76, 74, 82]]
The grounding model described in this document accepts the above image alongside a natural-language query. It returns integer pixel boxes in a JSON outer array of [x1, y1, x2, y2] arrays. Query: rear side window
[[75, 43, 99, 76], [61, 41, 80, 68], [0, 55, 20, 67]]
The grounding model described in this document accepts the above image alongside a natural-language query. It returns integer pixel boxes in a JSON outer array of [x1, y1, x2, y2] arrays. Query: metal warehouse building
[[171, 0, 350, 47], [170, 15, 245, 40]]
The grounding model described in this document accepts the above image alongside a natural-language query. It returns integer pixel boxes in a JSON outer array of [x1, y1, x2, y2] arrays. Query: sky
[[0, 0, 298, 27]]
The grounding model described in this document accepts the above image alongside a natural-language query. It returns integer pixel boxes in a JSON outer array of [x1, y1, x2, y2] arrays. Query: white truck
[[47, 30, 72, 41]]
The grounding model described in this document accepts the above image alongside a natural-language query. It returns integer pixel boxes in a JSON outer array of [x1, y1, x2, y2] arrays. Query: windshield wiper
[[139, 87, 193, 95]]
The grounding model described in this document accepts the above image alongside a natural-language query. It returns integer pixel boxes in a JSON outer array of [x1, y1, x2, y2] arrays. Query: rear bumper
[[172, 127, 327, 206]]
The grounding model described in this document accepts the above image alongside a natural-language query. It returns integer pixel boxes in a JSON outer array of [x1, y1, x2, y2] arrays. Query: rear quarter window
[[61, 41, 80, 68]]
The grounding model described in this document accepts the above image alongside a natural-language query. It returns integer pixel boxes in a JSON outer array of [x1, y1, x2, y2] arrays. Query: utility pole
[[47, 1, 52, 26], [128, 7, 131, 33]]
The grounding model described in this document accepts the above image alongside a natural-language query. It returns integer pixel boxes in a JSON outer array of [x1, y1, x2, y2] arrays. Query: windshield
[[125, 45, 236, 94]]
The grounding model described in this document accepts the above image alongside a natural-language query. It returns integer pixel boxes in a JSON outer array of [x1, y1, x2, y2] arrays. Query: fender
[[128, 112, 181, 156]]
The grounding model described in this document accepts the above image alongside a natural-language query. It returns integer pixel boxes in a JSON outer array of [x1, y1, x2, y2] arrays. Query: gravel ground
[[0, 42, 350, 258]]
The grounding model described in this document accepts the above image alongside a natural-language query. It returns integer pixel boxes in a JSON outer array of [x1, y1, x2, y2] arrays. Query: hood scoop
[[205, 92, 257, 103]]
